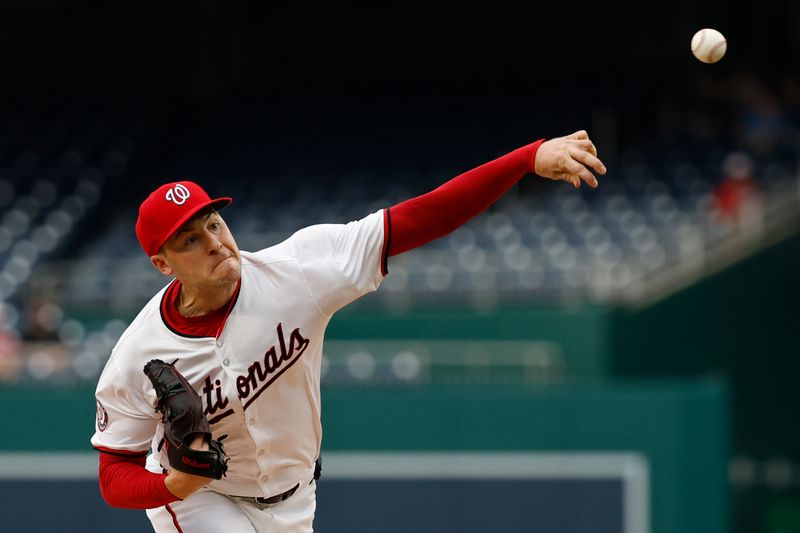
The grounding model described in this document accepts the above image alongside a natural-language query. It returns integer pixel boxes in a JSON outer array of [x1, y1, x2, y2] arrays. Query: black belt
[[230, 483, 299, 508], [255, 483, 300, 505], [233, 458, 322, 507]]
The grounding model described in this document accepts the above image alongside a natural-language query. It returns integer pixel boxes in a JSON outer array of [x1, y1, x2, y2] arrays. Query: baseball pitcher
[[91, 131, 605, 532]]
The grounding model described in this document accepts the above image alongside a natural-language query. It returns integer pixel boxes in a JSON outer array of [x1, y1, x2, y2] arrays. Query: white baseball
[[691, 28, 727, 64]]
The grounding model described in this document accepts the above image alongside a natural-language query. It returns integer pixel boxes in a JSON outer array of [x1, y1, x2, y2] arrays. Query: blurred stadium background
[[0, 2, 798, 532]]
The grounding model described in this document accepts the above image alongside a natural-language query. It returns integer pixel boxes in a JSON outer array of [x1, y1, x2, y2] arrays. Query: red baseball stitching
[[692, 29, 705, 53], [707, 40, 726, 62]]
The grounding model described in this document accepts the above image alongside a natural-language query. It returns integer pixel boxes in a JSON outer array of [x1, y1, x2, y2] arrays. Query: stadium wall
[[1, 379, 727, 533]]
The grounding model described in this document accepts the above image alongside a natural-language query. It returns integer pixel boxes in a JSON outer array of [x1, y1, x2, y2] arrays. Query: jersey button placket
[[215, 337, 231, 368], [248, 415, 270, 477]]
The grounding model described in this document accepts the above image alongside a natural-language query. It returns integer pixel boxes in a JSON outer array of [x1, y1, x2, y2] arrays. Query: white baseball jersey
[[91, 209, 386, 499]]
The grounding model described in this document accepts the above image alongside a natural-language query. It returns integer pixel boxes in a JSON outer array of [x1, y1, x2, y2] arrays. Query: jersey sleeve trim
[[380, 207, 391, 277], [94, 445, 149, 458]]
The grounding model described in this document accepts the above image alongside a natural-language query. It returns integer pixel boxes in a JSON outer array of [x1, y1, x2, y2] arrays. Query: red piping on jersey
[[94, 445, 148, 458], [166, 504, 184, 533], [387, 139, 543, 256], [380, 208, 391, 276]]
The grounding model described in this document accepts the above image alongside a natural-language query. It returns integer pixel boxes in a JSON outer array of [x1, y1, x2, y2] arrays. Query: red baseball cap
[[135, 181, 232, 256]]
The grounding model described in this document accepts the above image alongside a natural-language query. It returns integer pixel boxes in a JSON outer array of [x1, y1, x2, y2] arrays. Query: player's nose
[[204, 232, 224, 254]]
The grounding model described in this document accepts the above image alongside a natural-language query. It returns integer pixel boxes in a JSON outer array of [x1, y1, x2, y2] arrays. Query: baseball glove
[[143, 359, 228, 480]]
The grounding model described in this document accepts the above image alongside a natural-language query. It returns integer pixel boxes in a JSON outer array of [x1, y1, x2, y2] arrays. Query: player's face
[[153, 210, 242, 288]]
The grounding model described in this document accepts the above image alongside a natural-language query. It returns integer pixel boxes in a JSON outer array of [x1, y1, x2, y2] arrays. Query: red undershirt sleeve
[[387, 139, 544, 256], [98, 450, 179, 509]]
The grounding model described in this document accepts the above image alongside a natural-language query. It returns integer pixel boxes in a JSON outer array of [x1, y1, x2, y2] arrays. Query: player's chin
[[213, 257, 242, 282]]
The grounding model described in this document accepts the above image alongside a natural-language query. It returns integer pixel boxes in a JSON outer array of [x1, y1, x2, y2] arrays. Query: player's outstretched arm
[[387, 130, 606, 256]]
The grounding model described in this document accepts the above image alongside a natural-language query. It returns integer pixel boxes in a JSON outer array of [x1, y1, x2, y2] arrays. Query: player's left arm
[[289, 131, 604, 316], [387, 130, 606, 256]]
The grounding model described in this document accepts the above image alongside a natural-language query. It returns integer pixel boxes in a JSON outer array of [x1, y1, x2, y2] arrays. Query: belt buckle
[[253, 495, 277, 508], [251, 496, 272, 510]]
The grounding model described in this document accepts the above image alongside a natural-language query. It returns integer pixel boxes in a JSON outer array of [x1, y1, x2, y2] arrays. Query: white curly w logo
[[165, 184, 191, 205]]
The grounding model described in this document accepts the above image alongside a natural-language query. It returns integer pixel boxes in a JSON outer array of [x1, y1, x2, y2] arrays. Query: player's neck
[[177, 281, 237, 317]]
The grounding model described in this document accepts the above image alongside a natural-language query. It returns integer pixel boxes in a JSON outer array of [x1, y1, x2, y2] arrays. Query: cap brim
[[155, 197, 232, 253]]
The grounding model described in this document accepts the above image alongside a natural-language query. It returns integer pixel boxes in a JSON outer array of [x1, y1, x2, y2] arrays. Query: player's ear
[[150, 254, 174, 276]]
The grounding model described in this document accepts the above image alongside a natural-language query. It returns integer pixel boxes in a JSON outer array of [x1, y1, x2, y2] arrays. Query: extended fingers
[[569, 145, 606, 175], [560, 154, 600, 188], [538, 132, 606, 188], [562, 158, 594, 188], [573, 139, 598, 157]]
